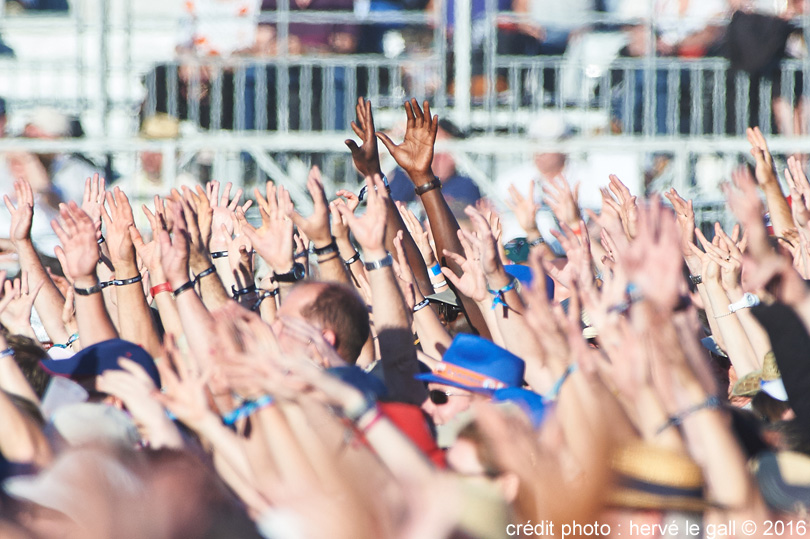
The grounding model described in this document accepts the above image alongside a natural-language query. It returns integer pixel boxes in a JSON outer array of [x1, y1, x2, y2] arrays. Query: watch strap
[[364, 253, 394, 271], [414, 177, 442, 196]]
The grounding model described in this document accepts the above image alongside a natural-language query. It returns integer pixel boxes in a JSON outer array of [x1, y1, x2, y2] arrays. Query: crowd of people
[[0, 95, 808, 538]]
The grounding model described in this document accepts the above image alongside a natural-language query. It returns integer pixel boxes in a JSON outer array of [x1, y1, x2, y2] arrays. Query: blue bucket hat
[[492, 387, 546, 428], [415, 334, 525, 393], [40, 338, 160, 389]]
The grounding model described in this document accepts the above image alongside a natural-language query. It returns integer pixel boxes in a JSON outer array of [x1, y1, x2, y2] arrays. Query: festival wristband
[[150, 282, 172, 297]]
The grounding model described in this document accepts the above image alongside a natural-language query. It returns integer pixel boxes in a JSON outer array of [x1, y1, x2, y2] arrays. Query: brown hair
[[5, 335, 50, 398], [300, 282, 370, 364]]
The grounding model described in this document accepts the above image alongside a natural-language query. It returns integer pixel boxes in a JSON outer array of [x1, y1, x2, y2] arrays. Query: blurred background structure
[[0, 0, 809, 232]]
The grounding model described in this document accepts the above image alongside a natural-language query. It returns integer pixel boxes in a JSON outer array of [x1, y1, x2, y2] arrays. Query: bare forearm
[[16, 241, 70, 343], [705, 284, 758, 375], [417, 183, 491, 337], [384, 200, 432, 294], [73, 276, 118, 346], [114, 263, 161, 355], [761, 182, 794, 238], [0, 391, 52, 466], [191, 257, 230, 309]]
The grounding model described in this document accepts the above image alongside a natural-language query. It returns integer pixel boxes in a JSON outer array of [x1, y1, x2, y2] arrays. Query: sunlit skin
[[421, 382, 488, 426]]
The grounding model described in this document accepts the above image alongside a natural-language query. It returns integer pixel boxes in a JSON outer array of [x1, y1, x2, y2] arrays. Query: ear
[[495, 471, 520, 503], [321, 328, 337, 349]]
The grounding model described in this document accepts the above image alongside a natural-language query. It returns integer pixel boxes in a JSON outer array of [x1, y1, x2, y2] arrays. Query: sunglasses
[[435, 301, 462, 323], [428, 389, 471, 405]]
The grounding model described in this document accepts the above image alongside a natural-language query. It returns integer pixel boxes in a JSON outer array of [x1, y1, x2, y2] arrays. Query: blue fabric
[[40, 338, 160, 388], [414, 334, 525, 392], [492, 387, 546, 428]]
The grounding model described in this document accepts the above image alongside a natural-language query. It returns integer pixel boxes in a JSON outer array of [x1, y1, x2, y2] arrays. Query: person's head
[[23, 108, 71, 139], [422, 382, 488, 426], [602, 443, 706, 535], [528, 111, 571, 177], [274, 281, 370, 364], [139, 114, 181, 179], [416, 335, 526, 425], [4, 335, 50, 398]]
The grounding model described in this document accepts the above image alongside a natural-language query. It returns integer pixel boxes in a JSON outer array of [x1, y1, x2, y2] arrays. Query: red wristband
[[150, 282, 172, 297]]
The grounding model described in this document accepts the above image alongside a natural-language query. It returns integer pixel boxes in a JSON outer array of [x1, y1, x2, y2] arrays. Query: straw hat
[[607, 443, 707, 513]]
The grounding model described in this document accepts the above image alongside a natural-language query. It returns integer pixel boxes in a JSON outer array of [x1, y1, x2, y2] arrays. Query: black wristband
[[73, 280, 113, 296], [313, 239, 338, 257], [211, 251, 229, 259], [97, 236, 105, 245], [413, 298, 430, 312], [251, 288, 279, 311], [195, 266, 216, 280], [113, 274, 143, 286], [414, 177, 442, 196], [344, 252, 361, 265], [232, 284, 258, 298], [364, 253, 394, 271], [172, 281, 196, 299]]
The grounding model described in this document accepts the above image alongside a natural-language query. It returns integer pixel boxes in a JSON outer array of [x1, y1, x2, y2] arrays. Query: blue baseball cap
[[492, 387, 546, 428], [415, 334, 525, 393], [40, 339, 160, 389]]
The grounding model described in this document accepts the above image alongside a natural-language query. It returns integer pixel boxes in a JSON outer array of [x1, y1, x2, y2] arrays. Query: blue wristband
[[429, 263, 442, 277], [222, 395, 275, 425]]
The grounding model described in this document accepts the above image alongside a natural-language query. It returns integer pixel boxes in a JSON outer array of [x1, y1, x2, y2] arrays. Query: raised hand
[[0, 271, 43, 338], [696, 224, 742, 293], [397, 202, 436, 267], [153, 335, 213, 430], [606, 174, 638, 239], [619, 198, 683, 310], [285, 166, 333, 248], [785, 156, 810, 229], [505, 183, 541, 235], [207, 181, 252, 252], [747, 126, 778, 186], [158, 202, 191, 288], [441, 230, 488, 303], [80, 173, 106, 235], [97, 358, 184, 449], [345, 97, 382, 178], [242, 181, 295, 273], [541, 175, 581, 229], [663, 188, 701, 273], [101, 187, 137, 271], [336, 175, 388, 259], [4, 179, 34, 245], [51, 202, 100, 286], [375, 99, 439, 184], [461, 206, 503, 278]]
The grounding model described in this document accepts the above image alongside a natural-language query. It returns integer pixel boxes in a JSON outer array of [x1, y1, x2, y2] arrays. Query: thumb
[[345, 139, 360, 155]]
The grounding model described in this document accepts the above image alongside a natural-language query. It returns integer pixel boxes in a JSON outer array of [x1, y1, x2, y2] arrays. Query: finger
[[375, 131, 397, 155]]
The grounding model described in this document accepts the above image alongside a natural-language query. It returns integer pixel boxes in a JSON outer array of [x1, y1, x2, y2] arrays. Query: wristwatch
[[728, 293, 760, 313], [273, 262, 306, 283]]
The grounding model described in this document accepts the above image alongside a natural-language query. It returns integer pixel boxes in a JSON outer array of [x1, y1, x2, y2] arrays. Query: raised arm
[[286, 166, 350, 285], [51, 202, 118, 346], [747, 127, 794, 237], [337, 175, 426, 404], [4, 179, 69, 344], [376, 99, 490, 338], [101, 187, 162, 357], [346, 97, 434, 297]]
